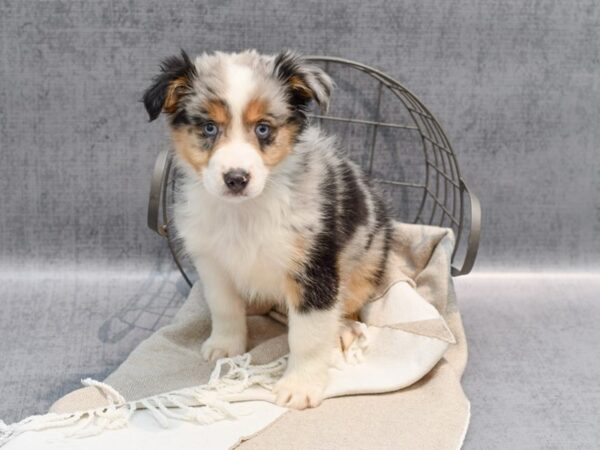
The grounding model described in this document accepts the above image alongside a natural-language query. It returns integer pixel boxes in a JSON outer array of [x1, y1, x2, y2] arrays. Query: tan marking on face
[[164, 77, 189, 114], [241, 97, 298, 168], [171, 128, 210, 173], [260, 122, 299, 167], [205, 99, 231, 125], [243, 97, 269, 125]]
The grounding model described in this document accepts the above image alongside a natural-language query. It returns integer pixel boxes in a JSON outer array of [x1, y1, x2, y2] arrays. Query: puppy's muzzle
[[223, 169, 250, 194]]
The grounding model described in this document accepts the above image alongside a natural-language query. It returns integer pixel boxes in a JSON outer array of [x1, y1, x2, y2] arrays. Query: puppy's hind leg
[[196, 258, 247, 362]]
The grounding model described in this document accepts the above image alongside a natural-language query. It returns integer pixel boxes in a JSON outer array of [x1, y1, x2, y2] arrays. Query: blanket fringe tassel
[[0, 354, 287, 447]]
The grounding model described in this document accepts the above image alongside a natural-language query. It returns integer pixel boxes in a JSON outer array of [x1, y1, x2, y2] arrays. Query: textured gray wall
[[1, 0, 599, 273], [1, 2, 599, 444]]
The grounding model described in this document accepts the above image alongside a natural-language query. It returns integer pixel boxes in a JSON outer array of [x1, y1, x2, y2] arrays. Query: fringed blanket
[[1, 223, 470, 449]]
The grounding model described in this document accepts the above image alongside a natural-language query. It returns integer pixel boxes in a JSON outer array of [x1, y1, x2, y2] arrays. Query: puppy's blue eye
[[203, 122, 218, 137], [255, 123, 271, 139]]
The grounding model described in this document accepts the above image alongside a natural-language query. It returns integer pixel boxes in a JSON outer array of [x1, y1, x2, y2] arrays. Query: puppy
[[143, 50, 393, 409]]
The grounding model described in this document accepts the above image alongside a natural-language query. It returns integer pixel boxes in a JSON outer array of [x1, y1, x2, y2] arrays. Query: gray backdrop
[[1, 1, 599, 448], [1, 0, 598, 271]]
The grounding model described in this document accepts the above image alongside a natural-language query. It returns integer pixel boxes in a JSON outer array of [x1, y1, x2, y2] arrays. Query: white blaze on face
[[224, 62, 255, 118], [202, 61, 269, 201]]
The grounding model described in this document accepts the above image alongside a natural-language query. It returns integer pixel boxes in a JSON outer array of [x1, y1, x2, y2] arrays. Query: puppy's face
[[143, 50, 332, 202]]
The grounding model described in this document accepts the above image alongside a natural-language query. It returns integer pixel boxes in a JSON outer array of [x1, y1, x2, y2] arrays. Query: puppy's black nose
[[223, 169, 250, 193]]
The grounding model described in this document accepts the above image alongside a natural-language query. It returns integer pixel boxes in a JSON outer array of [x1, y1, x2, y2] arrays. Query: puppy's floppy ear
[[273, 50, 333, 113], [142, 50, 197, 122]]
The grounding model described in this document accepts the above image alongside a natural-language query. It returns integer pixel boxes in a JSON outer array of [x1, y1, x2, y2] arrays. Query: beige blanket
[[2, 223, 470, 449]]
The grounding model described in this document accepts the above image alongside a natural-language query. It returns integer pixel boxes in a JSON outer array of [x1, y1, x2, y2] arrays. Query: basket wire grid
[[148, 56, 481, 285]]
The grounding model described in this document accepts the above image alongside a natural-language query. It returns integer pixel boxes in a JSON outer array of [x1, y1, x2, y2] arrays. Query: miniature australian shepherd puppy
[[143, 50, 393, 409]]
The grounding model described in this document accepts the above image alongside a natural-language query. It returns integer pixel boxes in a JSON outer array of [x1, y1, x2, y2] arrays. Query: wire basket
[[147, 56, 481, 285]]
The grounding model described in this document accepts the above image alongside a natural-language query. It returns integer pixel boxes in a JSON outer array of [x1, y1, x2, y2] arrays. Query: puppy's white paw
[[273, 372, 326, 410], [201, 334, 246, 362]]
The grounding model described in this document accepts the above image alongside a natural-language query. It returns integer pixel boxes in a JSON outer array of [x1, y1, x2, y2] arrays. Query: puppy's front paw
[[273, 372, 326, 410], [201, 334, 246, 362]]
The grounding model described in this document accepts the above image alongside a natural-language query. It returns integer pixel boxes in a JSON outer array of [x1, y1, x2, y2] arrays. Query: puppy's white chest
[[219, 223, 290, 299], [229, 234, 289, 300], [176, 191, 294, 302]]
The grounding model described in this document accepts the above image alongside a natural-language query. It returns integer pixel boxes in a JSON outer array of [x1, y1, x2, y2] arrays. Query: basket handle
[[451, 181, 481, 276], [147, 149, 170, 237]]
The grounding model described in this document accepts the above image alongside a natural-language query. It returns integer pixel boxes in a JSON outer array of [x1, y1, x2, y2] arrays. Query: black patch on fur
[[142, 49, 197, 122], [366, 193, 393, 285], [363, 179, 387, 248], [373, 194, 391, 233], [338, 161, 368, 244], [187, 115, 204, 127], [297, 163, 339, 313], [171, 110, 191, 126], [287, 115, 308, 139], [373, 225, 393, 285]]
